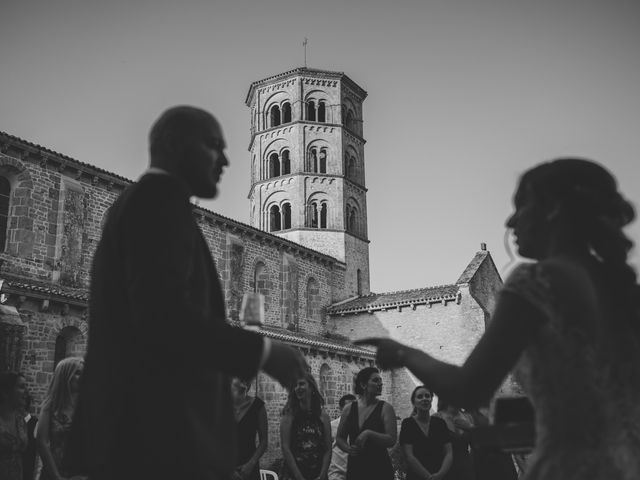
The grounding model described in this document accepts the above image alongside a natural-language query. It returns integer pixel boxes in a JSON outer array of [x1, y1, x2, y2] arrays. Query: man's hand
[[262, 340, 308, 389]]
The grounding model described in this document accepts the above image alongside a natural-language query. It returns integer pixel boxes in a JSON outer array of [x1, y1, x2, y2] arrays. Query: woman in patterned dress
[[0, 372, 27, 480], [36, 357, 84, 480], [357, 158, 640, 480], [280, 373, 331, 480]]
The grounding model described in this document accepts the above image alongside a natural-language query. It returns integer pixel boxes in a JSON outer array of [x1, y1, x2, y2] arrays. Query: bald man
[[65, 106, 308, 480]]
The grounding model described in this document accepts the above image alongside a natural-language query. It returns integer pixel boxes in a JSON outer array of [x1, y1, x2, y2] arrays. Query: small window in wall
[[357, 269, 362, 296], [254, 262, 267, 293], [318, 101, 326, 123], [282, 203, 292, 230], [282, 102, 292, 123], [307, 101, 316, 121], [306, 278, 320, 319], [0, 177, 10, 251], [53, 326, 81, 369], [282, 150, 291, 175], [270, 105, 281, 127], [270, 205, 281, 232]]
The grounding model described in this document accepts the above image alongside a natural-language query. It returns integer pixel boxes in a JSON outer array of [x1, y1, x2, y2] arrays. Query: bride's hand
[[353, 337, 409, 369]]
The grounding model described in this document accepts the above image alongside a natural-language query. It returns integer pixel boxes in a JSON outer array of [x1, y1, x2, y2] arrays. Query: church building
[[0, 67, 502, 468]]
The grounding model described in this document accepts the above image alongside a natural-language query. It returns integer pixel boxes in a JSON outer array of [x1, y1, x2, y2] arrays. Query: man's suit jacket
[[65, 173, 264, 480]]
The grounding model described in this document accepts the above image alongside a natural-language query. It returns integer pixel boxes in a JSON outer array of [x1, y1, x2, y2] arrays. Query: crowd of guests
[[238, 366, 521, 480], [2, 361, 522, 480], [1, 357, 85, 480]]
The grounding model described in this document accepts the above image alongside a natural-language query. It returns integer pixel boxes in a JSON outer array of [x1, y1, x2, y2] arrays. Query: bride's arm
[[357, 290, 545, 409]]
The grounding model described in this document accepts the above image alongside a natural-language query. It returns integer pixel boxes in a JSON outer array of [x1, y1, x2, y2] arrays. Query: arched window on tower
[[348, 207, 358, 234], [309, 148, 318, 173], [270, 105, 281, 127], [320, 203, 327, 229], [269, 153, 280, 178], [310, 203, 318, 228], [282, 150, 291, 175], [319, 149, 327, 174], [348, 156, 357, 180], [307, 101, 316, 121], [318, 101, 326, 123], [0, 176, 10, 251], [270, 205, 281, 232], [346, 111, 354, 131], [282, 203, 291, 230], [282, 102, 292, 123]]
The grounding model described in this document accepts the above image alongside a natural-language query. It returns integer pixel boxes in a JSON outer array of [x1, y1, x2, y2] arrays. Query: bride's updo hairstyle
[[518, 158, 639, 320]]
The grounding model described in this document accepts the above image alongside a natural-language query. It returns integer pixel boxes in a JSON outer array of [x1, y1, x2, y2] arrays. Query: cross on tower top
[[303, 38, 308, 68]]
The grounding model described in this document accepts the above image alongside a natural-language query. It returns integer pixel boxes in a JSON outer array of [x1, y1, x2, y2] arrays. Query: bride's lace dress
[[504, 263, 640, 480]]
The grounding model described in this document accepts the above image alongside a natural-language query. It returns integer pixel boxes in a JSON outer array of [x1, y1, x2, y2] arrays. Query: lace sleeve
[[502, 262, 554, 320]]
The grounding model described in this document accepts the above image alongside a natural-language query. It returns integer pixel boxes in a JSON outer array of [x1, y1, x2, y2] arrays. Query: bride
[[357, 158, 640, 479]]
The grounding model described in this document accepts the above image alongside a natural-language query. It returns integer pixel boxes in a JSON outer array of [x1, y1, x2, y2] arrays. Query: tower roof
[[245, 67, 367, 106]]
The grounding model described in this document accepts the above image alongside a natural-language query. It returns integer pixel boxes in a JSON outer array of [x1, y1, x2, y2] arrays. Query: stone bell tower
[[245, 67, 370, 297]]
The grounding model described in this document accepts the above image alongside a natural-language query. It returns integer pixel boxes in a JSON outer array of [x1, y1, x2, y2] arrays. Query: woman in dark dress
[[400, 386, 452, 480], [231, 378, 268, 480], [280, 373, 331, 480], [435, 399, 475, 480], [468, 407, 518, 480], [336, 367, 397, 480], [0, 372, 27, 480]]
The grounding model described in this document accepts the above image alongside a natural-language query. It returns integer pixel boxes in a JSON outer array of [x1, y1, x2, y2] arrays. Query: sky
[[2, 0, 639, 293]]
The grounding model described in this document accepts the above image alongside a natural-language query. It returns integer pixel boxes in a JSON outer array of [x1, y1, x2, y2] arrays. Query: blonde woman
[[36, 357, 84, 480]]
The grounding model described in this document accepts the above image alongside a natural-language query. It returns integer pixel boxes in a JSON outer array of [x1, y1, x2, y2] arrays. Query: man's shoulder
[[117, 174, 190, 213]]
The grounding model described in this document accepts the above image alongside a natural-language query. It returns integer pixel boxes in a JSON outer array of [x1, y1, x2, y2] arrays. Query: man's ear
[[160, 130, 185, 158]]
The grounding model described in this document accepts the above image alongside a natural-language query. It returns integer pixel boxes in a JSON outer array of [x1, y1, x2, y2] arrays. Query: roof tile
[[327, 284, 459, 315]]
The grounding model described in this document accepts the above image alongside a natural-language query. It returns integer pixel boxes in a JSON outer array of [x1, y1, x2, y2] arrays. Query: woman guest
[[400, 386, 452, 480], [280, 373, 331, 480], [434, 399, 474, 480], [36, 357, 84, 480], [231, 378, 268, 480], [336, 367, 397, 480], [0, 372, 27, 480], [356, 158, 640, 479]]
